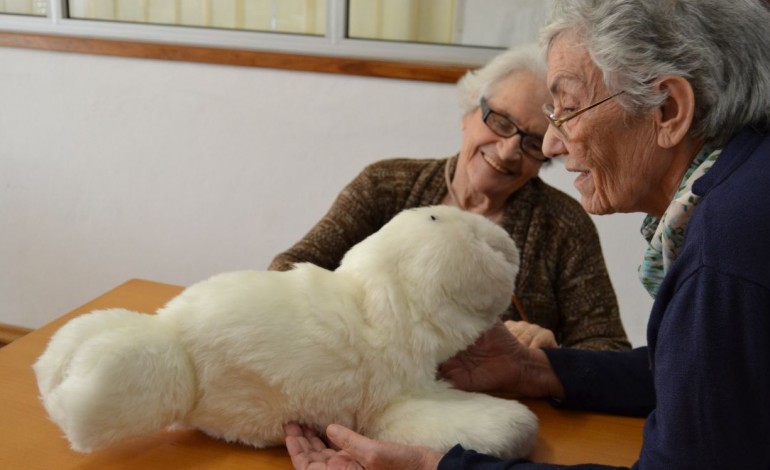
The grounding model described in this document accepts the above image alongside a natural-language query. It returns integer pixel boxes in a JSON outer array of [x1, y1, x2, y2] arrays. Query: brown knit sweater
[[270, 156, 630, 351]]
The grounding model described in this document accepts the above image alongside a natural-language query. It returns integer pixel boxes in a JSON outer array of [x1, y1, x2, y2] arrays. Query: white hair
[[456, 44, 547, 116], [540, 0, 770, 146]]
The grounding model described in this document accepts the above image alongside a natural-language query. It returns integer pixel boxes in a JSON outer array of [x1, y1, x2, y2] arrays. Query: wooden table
[[0, 279, 644, 469]]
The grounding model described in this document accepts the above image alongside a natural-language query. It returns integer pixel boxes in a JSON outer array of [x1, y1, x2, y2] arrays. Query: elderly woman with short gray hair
[[284, 0, 770, 468]]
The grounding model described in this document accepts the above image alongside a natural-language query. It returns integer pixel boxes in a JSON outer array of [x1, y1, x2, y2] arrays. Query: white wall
[[0, 47, 652, 346]]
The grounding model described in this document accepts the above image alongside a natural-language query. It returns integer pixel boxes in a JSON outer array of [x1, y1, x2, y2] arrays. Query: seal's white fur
[[34, 206, 538, 458]]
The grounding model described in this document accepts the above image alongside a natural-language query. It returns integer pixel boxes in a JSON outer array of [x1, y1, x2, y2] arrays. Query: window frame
[[0, 0, 504, 83]]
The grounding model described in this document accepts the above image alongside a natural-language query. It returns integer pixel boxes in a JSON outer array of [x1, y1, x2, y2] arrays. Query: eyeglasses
[[542, 91, 625, 140], [480, 97, 547, 162]]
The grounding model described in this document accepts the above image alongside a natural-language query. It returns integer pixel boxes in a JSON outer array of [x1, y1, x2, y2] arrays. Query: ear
[[654, 76, 696, 149]]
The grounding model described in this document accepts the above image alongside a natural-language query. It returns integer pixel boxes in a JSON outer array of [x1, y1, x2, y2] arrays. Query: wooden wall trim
[[0, 322, 32, 347], [0, 31, 472, 83]]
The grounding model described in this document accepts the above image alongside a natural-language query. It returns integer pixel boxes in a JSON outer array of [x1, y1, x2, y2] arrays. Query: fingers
[[327, 424, 440, 470], [286, 423, 357, 470], [530, 332, 557, 349], [436, 353, 474, 387], [505, 320, 533, 347], [326, 425, 385, 469], [327, 424, 397, 467], [506, 324, 532, 347], [284, 423, 328, 456], [505, 320, 557, 349], [504, 319, 527, 336], [284, 422, 304, 437], [326, 424, 366, 453]]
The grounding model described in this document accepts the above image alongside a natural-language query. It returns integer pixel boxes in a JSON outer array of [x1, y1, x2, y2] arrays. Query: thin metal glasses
[[480, 97, 547, 162], [542, 91, 625, 140]]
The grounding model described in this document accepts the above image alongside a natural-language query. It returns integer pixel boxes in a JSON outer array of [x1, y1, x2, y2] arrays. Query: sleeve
[[544, 347, 654, 417], [267, 162, 401, 272], [438, 445, 630, 470], [635, 267, 770, 468]]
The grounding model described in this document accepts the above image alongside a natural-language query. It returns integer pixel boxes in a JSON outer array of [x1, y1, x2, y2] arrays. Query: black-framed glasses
[[480, 97, 547, 162], [542, 90, 625, 140]]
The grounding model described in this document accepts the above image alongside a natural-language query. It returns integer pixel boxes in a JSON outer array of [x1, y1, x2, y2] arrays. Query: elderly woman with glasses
[[270, 44, 630, 352], [283, 0, 770, 468]]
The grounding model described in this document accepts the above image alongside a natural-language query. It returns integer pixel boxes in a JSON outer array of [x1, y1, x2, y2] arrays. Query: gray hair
[[456, 44, 547, 116], [540, 0, 770, 146]]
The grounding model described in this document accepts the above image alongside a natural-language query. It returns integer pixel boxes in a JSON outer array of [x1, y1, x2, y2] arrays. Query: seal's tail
[[33, 308, 196, 452]]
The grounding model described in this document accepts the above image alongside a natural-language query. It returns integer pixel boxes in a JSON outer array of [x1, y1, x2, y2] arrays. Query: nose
[[496, 133, 523, 160], [541, 125, 567, 159]]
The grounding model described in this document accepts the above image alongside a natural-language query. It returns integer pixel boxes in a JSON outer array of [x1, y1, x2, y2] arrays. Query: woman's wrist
[[520, 348, 565, 399]]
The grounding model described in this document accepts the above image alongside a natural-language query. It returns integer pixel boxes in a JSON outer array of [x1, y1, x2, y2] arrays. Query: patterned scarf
[[638, 146, 720, 298]]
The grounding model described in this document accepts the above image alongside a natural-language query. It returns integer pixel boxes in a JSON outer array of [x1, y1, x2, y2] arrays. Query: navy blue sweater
[[439, 128, 770, 469]]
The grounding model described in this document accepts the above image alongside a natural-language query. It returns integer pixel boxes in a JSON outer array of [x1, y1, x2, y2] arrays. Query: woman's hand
[[438, 322, 565, 399], [504, 320, 558, 349], [284, 422, 443, 470]]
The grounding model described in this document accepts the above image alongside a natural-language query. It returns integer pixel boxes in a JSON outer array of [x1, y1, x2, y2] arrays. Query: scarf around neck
[[638, 146, 721, 298]]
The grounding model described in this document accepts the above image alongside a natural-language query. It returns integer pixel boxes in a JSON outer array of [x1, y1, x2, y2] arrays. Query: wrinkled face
[[457, 71, 550, 199], [542, 30, 665, 215]]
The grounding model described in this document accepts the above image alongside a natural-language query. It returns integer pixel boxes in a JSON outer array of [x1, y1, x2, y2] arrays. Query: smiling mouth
[[570, 168, 592, 186], [482, 152, 511, 175], [567, 167, 590, 176]]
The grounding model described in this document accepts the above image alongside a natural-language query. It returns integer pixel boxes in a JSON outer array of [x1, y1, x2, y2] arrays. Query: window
[[0, 1, 551, 82], [348, 0, 456, 46], [348, 0, 550, 49], [0, 0, 46, 15], [67, 0, 327, 36]]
